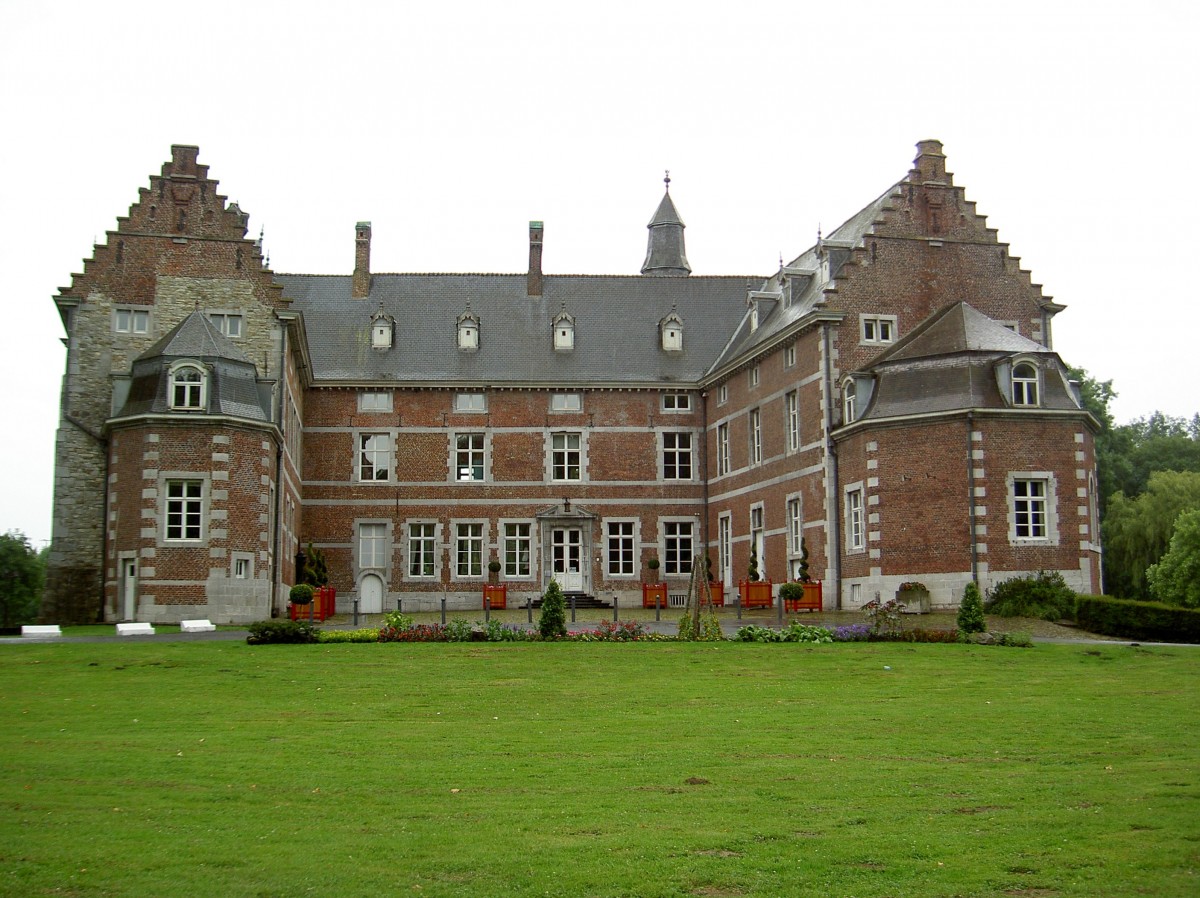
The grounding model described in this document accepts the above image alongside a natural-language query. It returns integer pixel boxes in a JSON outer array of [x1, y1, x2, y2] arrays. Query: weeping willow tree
[[1103, 471, 1200, 597]]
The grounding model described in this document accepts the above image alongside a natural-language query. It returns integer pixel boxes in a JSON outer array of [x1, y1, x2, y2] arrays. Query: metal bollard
[[777, 593, 784, 625], [570, 594, 576, 623], [353, 597, 360, 628], [613, 596, 618, 622], [736, 597, 742, 620], [655, 598, 661, 622], [397, 598, 403, 614], [441, 598, 446, 625], [527, 599, 533, 624]]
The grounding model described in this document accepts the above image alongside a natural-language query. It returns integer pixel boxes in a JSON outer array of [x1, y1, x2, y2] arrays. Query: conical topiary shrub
[[957, 581, 986, 635], [538, 578, 568, 639]]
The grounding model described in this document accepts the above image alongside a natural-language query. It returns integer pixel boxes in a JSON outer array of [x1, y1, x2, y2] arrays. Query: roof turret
[[641, 172, 691, 277]]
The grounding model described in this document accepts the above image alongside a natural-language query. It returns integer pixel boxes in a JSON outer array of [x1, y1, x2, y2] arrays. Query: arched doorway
[[359, 573, 384, 614]]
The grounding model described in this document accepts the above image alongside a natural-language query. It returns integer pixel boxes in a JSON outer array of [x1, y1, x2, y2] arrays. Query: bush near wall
[[1075, 594, 1200, 644]]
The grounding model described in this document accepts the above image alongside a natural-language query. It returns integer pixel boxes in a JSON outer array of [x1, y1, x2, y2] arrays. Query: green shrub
[[1074, 594, 1200, 643], [957, 581, 986, 634], [985, 571, 1075, 621], [778, 582, 804, 604], [444, 618, 477, 642], [891, 628, 960, 643], [732, 624, 779, 642], [246, 619, 318, 644], [779, 622, 834, 643], [538, 579, 567, 639], [382, 609, 413, 631], [289, 583, 315, 606], [317, 628, 381, 643], [998, 631, 1033, 648]]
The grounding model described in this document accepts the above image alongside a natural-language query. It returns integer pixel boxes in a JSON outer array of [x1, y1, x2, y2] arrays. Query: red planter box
[[483, 584, 507, 610], [642, 582, 667, 609], [784, 581, 822, 613], [738, 580, 774, 609]]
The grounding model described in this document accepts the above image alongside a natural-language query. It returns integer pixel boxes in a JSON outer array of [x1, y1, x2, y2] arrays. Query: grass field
[[1, 640, 1197, 897]]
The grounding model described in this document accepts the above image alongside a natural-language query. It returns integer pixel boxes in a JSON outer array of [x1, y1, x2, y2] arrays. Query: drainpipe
[[821, 323, 842, 609], [270, 318, 289, 617], [966, 412, 978, 583], [700, 388, 710, 569]]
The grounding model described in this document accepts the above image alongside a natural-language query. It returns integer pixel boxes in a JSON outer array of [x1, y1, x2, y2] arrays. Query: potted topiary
[[484, 558, 506, 609], [289, 582, 315, 622], [739, 546, 772, 609], [642, 556, 666, 609]]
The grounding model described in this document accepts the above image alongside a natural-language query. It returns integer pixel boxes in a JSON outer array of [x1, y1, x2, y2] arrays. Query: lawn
[[0, 640, 1197, 897]]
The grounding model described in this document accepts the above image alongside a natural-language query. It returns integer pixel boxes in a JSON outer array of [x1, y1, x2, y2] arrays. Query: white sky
[[1, 0, 1196, 547]]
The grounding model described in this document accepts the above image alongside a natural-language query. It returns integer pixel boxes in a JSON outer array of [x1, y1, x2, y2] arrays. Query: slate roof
[[852, 302, 1082, 422], [274, 273, 758, 386], [708, 183, 901, 371], [116, 312, 270, 421]]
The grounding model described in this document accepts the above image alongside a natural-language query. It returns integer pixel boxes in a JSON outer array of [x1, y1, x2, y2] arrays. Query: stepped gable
[[853, 301, 1081, 421], [55, 145, 286, 314], [115, 311, 269, 421]]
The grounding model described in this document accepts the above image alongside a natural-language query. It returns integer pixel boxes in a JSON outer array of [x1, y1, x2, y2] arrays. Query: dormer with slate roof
[[371, 304, 395, 351], [552, 305, 576, 352], [660, 308, 684, 352], [457, 306, 480, 352]]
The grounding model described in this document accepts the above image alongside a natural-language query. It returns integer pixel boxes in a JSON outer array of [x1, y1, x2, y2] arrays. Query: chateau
[[42, 141, 1102, 624]]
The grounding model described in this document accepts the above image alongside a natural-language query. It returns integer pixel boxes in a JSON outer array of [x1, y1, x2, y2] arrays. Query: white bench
[[116, 622, 156, 636], [21, 625, 62, 638], [180, 619, 216, 633]]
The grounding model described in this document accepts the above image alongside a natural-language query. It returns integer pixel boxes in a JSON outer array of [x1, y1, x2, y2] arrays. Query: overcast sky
[[2, 0, 1195, 547]]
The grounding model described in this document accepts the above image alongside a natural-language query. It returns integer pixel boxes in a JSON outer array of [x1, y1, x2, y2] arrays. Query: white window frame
[[164, 478, 204, 542], [114, 307, 150, 334], [605, 519, 637, 578], [662, 393, 691, 412], [785, 391, 800, 452], [750, 504, 765, 574], [358, 432, 391, 482], [749, 408, 762, 465], [169, 362, 206, 411], [750, 365, 760, 387], [718, 513, 732, 587], [457, 317, 479, 351], [662, 431, 693, 481], [550, 432, 583, 482], [454, 521, 485, 579], [208, 311, 244, 339], [845, 485, 865, 552], [860, 314, 897, 345], [550, 393, 582, 412], [787, 496, 803, 556], [1012, 361, 1040, 407], [718, 384, 728, 405], [358, 521, 389, 570], [661, 519, 694, 576], [453, 432, 487, 482], [784, 343, 796, 368], [1008, 473, 1059, 544], [716, 423, 730, 476], [232, 553, 254, 580], [843, 379, 857, 425], [407, 521, 438, 579], [359, 392, 393, 413], [454, 392, 487, 413], [502, 522, 533, 579]]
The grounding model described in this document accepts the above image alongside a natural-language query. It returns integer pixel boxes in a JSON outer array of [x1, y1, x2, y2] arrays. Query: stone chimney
[[527, 221, 544, 297], [352, 221, 372, 299], [911, 139, 951, 184]]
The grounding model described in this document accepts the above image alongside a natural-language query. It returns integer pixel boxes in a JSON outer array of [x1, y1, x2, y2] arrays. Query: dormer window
[[660, 310, 684, 352], [842, 378, 857, 424], [170, 363, 206, 410], [552, 307, 575, 352], [457, 309, 480, 352], [1012, 361, 1040, 406], [370, 305, 395, 351]]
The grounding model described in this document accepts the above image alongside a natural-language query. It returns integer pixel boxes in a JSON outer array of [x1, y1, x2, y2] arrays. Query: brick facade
[[43, 142, 1101, 623]]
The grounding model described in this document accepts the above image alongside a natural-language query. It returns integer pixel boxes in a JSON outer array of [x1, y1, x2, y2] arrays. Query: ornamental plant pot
[[738, 579, 773, 609], [706, 581, 725, 607], [483, 583, 507, 610], [642, 582, 667, 609], [897, 587, 930, 613]]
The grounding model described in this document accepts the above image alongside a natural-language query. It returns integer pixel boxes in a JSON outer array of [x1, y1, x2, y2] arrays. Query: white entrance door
[[360, 573, 384, 614], [122, 559, 137, 621], [551, 528, 584, 592]]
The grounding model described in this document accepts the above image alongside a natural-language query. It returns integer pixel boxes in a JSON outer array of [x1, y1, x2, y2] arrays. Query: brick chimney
[[911, 139, 951, 184], [352, 221, 372, 298], [527, 221, 543, 296]]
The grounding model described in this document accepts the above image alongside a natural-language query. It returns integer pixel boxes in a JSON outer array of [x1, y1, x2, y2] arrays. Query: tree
[[0, 531, 45, 629], [956, 581, 986, 635], [538, 578, 567, 639], [1102, 471, 1200, 597], [1146, 508, 1200, 608]]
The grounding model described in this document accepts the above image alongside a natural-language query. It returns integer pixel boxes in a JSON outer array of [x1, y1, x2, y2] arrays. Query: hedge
[[1074, 594, 1200, 644]]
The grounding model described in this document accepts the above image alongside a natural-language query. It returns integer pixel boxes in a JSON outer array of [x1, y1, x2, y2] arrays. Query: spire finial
[[664, 169, 670, 191]]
